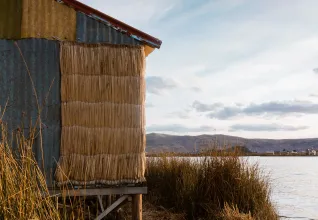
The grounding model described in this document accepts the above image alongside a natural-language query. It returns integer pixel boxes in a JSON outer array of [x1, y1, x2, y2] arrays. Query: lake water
[[246, 157, 318, 220]]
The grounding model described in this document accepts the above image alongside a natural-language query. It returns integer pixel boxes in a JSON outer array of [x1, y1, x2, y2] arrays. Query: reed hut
[[0, 0, 162, 188]]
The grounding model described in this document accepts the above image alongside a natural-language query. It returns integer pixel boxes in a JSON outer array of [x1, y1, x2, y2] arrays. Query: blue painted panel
[[76, 12, 140, 45], [0, 39, 61, 187]]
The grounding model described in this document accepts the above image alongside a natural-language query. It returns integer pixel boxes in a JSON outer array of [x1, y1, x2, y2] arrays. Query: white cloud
[[146, 76, 178, 95], [229, 123, 309, 132], [191, 100, 318, 120], [147, 124, 215, 133], [79, 0, 179, 29]]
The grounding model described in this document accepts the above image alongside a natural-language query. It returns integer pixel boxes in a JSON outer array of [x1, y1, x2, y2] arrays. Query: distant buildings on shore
[[308, 149, 317, 156], [265, 148, 317, 156]]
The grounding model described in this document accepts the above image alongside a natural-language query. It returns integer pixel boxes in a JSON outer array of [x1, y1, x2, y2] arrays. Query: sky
[[80, 0, 318, 139]]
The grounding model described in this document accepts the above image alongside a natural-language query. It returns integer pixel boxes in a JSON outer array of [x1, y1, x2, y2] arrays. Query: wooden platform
[[49, 186, 147, 220]]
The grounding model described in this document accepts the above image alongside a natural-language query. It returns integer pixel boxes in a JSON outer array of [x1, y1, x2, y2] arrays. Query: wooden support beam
[[49, 187, 147, 197], [97, 195, 104, 212], [95, 195, 128, 220], [132, 194, 142, 220]]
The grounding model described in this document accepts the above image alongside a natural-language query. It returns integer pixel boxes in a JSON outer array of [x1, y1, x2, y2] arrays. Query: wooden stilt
[[48, 187, 147, 219], [106, 195, 111, 208], [132, 194, 142, 220], [115, 195, 120, 220]]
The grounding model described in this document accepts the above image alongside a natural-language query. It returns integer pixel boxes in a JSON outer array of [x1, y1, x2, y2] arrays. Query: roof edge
[[59, 0, 162, 49]]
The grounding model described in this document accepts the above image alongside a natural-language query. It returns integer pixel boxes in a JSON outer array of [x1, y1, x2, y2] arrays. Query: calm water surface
[[246, 157, 318, 220]]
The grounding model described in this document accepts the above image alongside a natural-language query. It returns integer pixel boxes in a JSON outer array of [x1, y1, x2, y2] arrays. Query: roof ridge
[[59, 0, 162, 49]]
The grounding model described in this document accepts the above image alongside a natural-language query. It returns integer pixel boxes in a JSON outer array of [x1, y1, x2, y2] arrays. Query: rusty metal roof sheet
[[60, 0, 162, 48], [76, 12, 141, 45]]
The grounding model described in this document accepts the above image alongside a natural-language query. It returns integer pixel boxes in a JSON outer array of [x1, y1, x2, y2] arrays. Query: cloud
[[79, 0, 178, 27], [243, 100, 318, 115], [309, 94, 318, 98], [146, 102, 155, 108], [191, 100, 318, 120], [209, 106, 241, 120], [229, 123, 309, 132], [313, 68, 318, 74], [167, 111, 190, 119], [147, 124, 214, 133], [146, 76, 178, 95], [192, 100, 223, 112], [190, 87, 202, 92]]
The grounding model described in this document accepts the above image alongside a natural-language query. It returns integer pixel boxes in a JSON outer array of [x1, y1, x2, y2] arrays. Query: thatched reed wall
[[56, 42, 146, 185]]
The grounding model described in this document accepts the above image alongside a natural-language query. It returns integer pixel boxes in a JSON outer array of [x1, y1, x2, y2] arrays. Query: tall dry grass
[[0, 123, 60, 219], [0, 122, 97, 219], [146, 153, 278, 220]]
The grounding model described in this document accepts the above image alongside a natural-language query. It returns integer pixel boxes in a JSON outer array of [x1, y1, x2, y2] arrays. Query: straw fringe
[[56, 153, 146, 185], [56, 42, 146, 185], [60, 42, 146, 77]]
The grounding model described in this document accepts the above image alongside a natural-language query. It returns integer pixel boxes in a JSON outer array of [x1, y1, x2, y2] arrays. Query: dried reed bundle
[[61, 102, 145, 128], [61, 74, 145, 104], [56, 42, 146, 185], [60, 127, 145, 155]]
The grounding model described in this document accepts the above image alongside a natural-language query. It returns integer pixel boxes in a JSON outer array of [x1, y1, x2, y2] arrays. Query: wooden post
[[106, 195, 111, 208], [132, 194, 142, 220], [115, 195, 120, 220]]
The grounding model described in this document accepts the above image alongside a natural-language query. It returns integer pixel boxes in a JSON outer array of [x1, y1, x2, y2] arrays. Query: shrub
[[145, 154, 278, 220]]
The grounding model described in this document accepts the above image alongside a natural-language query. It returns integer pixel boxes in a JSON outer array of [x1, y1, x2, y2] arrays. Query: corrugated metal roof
[[60, 0, 162, 48], [21, 0, 76, 41], [0, 0, 162, 49], [0, 39, 61, 186], [0, 0, 22, 39], [76, 12, 140, 45]]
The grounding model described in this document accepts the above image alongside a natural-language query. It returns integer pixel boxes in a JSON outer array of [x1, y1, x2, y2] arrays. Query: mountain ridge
[[146, 133, 318, 153]]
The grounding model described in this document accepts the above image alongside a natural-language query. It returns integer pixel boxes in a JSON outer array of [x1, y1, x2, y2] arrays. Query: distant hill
[[146, 133, 318, 153]]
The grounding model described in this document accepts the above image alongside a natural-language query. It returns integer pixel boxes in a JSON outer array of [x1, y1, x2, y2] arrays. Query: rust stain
[[0, 0, 22, 39], [21, 0, 76, 41]]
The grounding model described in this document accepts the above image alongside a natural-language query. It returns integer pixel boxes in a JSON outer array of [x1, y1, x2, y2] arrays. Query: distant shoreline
[[146, 153, 318, 157]]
